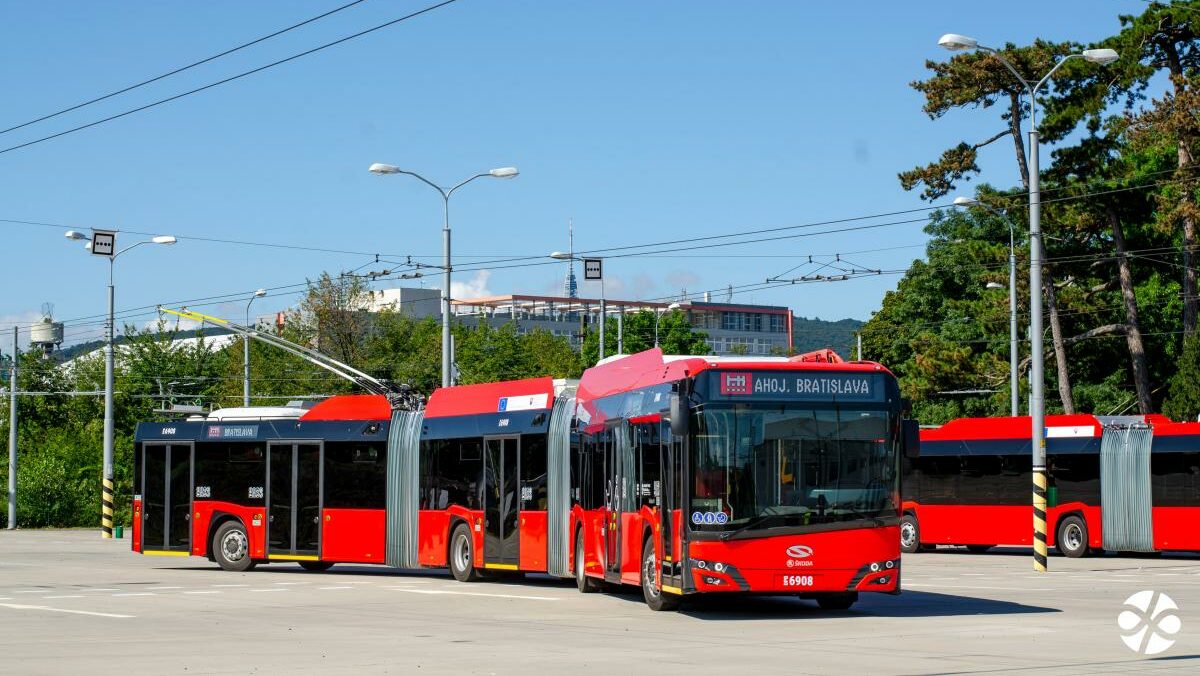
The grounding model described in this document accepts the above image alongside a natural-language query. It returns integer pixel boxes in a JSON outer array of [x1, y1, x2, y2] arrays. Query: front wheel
[[213, 520, 256, 572], [1057, 515, 1090, 558], [815, 592, 858, 611], [899, 514, 921, 554], [641, 537, 679, 612], [298, 561, 334, 572], [449, 524, 481, 582]]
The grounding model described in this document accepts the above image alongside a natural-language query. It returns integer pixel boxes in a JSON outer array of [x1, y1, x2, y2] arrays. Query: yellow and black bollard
[[1032, 468, 1048, 572], [102, 477, 114, 538]]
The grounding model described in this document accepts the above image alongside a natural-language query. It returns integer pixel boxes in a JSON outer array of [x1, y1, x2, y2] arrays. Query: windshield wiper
[[718, 513, 789, 540], [828, 503, 884, 526]]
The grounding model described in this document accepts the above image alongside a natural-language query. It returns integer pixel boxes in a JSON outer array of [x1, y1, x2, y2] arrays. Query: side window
[[193, 443, 265, 505], [323, 442, 387, 509], [521, 435, 548, 510], [637, 422, 661, 507]]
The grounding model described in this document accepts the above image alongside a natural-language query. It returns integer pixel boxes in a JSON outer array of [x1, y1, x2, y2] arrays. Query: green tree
[[1164, 333, 1200, 421]]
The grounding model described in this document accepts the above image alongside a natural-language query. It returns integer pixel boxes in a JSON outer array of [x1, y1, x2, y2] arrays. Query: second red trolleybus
[[900, 414, 1200, 557], [134, 347, 917, 611]]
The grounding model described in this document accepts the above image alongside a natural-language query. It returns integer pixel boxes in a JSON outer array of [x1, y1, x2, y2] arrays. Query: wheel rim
[[900, 522, 916, 549], [453, 532, 471, 573], [643, 549, 659, 599], [1064, 523, 1084, 551], [221, 530, 247, 562]]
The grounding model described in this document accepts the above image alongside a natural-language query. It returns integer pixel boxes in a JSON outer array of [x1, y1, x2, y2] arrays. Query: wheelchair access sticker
[[692, 511, 729, 525]]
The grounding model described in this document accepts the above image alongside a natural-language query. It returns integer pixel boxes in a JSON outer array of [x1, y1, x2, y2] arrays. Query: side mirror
[[669, 393, 690, 437], [903, 419, 920, 459]]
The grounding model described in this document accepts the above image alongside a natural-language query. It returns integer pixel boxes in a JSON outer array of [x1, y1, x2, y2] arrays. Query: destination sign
[[206, 425, 260, 439], [709, 371, 884, 402]]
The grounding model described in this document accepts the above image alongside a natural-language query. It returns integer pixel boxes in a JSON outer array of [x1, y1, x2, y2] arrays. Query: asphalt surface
[[2, 530, 1199, 675]]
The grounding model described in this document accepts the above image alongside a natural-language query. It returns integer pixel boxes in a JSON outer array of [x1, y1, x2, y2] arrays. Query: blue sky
[[0, 0, 1155, 348]]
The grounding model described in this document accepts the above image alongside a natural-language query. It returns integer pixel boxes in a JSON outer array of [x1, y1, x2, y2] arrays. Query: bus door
[[483, 436, 520, 567], [267, 442, 322, 559], [604, 425, 623, 577], [140, 443, 193, 553]]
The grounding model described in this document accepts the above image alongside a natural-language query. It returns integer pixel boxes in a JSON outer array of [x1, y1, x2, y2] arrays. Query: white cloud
[[452, 270, 493, 300]]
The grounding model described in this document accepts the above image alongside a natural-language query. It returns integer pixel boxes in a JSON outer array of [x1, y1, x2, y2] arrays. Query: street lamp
[[939, 34, 1118, 573], [654, 303, 682, 348], [65, 229, 176, 538], [369, 163, 518, 387], [244, 289, 267, 407], [955, 196, 1019, 417]]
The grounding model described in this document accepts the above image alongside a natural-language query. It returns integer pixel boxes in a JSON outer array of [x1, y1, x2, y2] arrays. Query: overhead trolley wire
[[0, 0, 461, 156], [0, 0, 373, 137]]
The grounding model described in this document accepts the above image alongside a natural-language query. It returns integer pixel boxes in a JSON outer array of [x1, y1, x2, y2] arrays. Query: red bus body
[[902, 414, 1200, 555]]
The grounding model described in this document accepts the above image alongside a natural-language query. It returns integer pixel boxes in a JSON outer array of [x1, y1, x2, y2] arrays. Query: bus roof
[[299, 394, 392, 421], [425, 377, 559, 419], [578, 347, 892, 402], [920, 413, 1200, 441]]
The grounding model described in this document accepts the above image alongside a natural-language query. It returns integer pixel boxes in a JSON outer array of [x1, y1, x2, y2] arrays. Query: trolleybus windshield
[[690, 404, 898, 535]]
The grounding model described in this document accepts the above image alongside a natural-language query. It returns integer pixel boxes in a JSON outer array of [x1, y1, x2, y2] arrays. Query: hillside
[[792, 316, 863, 359]]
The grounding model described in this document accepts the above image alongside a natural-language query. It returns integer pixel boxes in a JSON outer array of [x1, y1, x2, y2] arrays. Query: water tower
[[29, 303, 64, 355]]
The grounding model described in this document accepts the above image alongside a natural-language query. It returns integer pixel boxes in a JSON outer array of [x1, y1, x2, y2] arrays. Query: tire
[[449, 523, 481, 582], [816, 592, 858, 611], [641, 537, 679, 612], [212, 520, 256, 572], [575, 530, 600, 593], [965, 545, 993, 554], [298, 561, 334, 572], [899, 514, 921, 554], [1057, 515, 1089, 558]]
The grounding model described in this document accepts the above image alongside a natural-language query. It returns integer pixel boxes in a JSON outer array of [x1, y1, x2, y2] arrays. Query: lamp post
[[654, 303, 682, 348], [938, 34, 1117, 572], [6, 326, 16, 529], [550, 252, 608, 360], [369, 163, 518, 387], [955, 196, 1019, 416], [66, 230, 176, 538], [244, 289, 266, 407]]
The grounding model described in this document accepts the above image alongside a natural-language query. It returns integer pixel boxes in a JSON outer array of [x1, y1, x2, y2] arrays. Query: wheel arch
[[1050, 509, 1087, 548]]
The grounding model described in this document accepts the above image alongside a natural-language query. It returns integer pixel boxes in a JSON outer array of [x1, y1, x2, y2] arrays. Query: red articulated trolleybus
[[900, 414, 1200, 557], [133, 347, 917, 611]]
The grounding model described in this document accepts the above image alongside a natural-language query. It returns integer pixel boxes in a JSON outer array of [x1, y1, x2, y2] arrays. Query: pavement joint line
[[0, 602, 134, 619], [183, 591, 220, 595], [112, 592, 156, 597], [318, 586, 353, 590], [249, 588, 288, 593], [385, 588, 560, 601], [271, 581, 308, 585], [211, 584, 249, 587], [87, 588, 120, 592], [13, 590, 51, 594], [44, 595, 85, 599], [146, 586, 183, 590]]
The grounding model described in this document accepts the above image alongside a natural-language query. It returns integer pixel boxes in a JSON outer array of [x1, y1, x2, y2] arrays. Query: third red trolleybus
[[900, 414, 1200, 557]]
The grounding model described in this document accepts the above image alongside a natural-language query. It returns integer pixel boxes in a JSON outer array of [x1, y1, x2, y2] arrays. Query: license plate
[[778, 574, 820, 588]]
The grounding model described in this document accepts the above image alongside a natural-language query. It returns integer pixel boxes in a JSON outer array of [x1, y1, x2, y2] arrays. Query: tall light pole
[[244, 289, 266, 406], [66, 230, 177, 538], [654, 303, 682, 348], [369, 163, 518, 387], [6, 326, 16, 529], [955, 196, 1019, 416], [939, 34, 1117, 572]]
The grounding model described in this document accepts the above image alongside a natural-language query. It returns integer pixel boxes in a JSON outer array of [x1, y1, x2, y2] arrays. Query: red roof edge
[[300, 394, 392, 421]]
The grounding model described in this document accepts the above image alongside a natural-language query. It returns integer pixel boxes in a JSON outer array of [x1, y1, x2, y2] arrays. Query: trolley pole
[[7, 326, 16, 529]]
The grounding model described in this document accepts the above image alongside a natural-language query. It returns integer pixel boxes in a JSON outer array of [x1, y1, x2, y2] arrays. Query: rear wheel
[[298, 561, 334, 572], [899, 514, 921, 554], [1057, 515, 1089, 558], [449, 524, 481, 582], [816, 592, 858, 611], [641, 537, 679, 612], [965, 545, 993, 554], [212, 521, 256, 572], [575, 530, 600, 593]]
